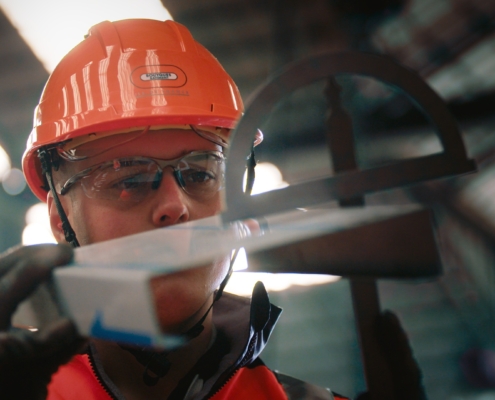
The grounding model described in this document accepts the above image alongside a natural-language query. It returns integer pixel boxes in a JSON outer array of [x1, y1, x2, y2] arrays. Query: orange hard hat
[[23, 19, 244, 201]]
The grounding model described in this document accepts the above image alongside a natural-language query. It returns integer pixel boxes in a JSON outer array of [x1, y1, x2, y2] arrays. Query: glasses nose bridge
[[154, 157, 188, 188], [155, 157, 183, 172], [153, 160, 187, 192]]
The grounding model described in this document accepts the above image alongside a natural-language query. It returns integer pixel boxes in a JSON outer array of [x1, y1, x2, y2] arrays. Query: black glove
[[356, 311, 427, 400], [0, 244, 85, 400]]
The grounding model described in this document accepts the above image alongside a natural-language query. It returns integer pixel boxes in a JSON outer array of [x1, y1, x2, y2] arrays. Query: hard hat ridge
[[88, 20, 123, 58]]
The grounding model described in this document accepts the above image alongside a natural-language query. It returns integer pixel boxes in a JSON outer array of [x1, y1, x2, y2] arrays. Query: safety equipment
[[23, 19, 244, 201], [58, 150, 226, 203]]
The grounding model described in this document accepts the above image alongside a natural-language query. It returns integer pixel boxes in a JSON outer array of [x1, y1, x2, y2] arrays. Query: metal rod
[[325, 77, 394, 399], [350, 279, 395, 400]]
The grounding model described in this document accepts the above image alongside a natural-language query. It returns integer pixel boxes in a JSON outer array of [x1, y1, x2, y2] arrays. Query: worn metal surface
[[247, 207, 441, 278], [223, 51, 475, 399]]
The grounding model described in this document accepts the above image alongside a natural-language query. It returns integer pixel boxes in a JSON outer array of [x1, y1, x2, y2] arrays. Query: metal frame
[[222, 51, 475, 223], [222, 51, 476, 399]]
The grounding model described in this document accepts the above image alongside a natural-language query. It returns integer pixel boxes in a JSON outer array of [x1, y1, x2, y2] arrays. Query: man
[[0, 18, 347, 399], [0, 17, 427, 400]]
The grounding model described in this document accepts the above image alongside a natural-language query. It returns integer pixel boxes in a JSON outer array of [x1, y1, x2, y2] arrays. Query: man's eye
[[184, 170, 216, 184], [113, 174, 148, 190]]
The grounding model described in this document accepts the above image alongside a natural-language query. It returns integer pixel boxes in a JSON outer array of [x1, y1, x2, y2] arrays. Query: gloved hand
[[0, 244, 85, 400], [356, 311, 427, 400]]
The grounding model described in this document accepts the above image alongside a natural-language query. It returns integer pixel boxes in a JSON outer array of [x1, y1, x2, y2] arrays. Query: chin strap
[[38, 147, 80, 248], [122, 248, 239, 386], [245, 145, 256, 196]]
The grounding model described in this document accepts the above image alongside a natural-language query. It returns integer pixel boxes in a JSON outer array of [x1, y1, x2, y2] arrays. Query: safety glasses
[[58, 151, 225, 203]]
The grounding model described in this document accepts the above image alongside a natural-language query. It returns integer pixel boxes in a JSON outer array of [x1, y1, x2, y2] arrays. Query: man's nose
[[151, 171, 190, 227]]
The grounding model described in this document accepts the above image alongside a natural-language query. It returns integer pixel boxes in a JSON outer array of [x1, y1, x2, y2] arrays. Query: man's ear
[[47, 191, 69, 244]]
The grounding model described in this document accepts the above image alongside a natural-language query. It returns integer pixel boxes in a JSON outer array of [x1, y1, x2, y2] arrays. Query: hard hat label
[[131, 65, 187, 89], [140, 72, 178, 81]]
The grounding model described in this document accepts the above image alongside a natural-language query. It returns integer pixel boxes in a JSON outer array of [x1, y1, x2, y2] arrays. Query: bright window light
[[235, 163, 333, 296], [232, 247, 248, 271], [0, 145, 11, 181], [225, 272, 340, 297], [0, 0, 173, 72], [245, 162, 289, 195], [22, 203, 56, 245]]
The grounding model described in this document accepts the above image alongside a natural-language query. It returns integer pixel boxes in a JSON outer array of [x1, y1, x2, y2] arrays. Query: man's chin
[[149, 268, 213, 334]]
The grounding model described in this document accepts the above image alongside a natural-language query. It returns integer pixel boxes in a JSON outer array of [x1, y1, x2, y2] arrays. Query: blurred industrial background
[[1, 0, 495, 398]]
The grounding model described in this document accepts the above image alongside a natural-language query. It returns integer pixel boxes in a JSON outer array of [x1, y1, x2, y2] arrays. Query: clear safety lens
[[62, 151, 225, 203]]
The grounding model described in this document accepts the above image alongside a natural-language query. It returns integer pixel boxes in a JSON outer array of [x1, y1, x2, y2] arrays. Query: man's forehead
[[74, 129, 221, 167], [63, 126, 186, 154], [61, 127, 219, 161], [107, 129, 221, 155]]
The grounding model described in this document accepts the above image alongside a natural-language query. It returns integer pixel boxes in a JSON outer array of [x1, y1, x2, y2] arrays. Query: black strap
[[245, 145, 256, 195], [38, 148, 80, 248]]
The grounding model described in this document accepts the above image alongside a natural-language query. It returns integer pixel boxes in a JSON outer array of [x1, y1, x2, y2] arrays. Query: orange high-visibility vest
[[47, 354, 348, 400]]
